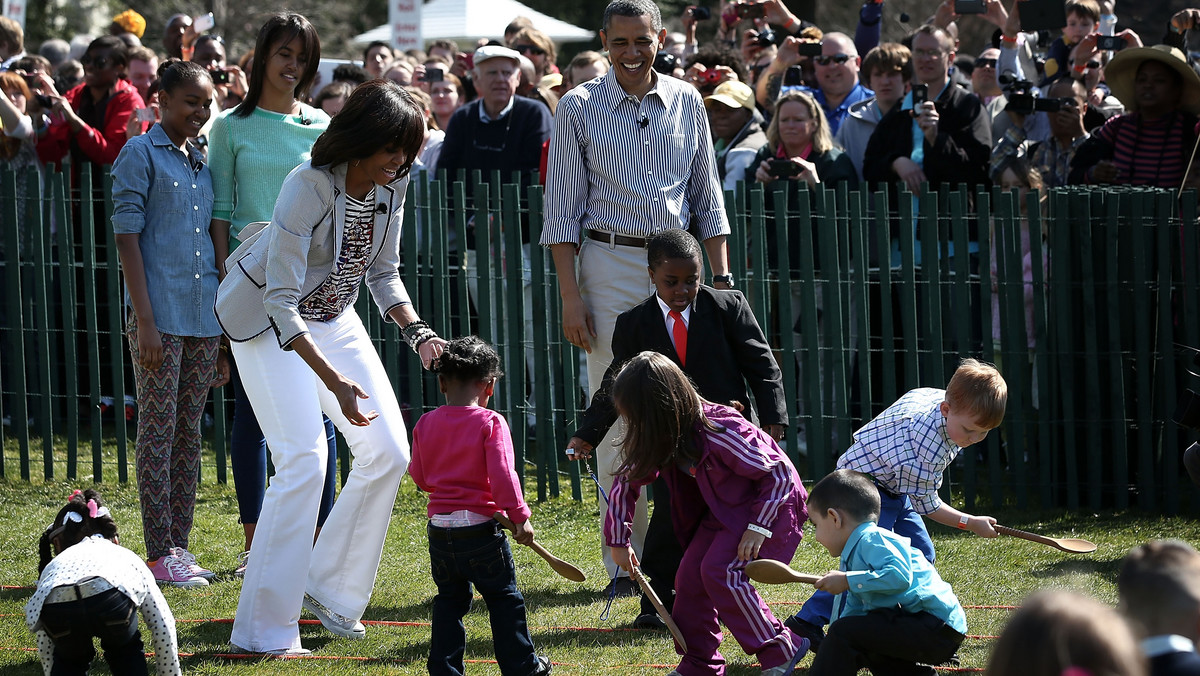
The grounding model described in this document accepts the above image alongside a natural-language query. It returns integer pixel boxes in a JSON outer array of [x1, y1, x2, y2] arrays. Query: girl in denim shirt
[[111, 60, 230, 587]]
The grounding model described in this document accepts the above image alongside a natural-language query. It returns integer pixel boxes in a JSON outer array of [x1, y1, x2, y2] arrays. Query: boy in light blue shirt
[[804, 470, 966, 676]]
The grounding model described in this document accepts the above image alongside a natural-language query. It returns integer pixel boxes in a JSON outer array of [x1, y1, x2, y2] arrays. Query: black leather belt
[[586, 230, 648, 248], [44, 577, 114, 604]]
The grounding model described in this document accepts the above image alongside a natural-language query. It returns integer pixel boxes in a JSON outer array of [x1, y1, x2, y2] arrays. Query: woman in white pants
[[215, 80, 445, 655]]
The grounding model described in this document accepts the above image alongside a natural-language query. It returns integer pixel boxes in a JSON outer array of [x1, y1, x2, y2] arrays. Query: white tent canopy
[[353, 0, 596, 45]]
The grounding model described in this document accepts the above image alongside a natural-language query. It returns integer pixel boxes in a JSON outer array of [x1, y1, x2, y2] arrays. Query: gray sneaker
[[302, 593, 366, 639]]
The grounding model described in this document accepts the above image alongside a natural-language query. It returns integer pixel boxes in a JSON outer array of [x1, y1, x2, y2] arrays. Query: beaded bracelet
[[401, 319, 438, 353]]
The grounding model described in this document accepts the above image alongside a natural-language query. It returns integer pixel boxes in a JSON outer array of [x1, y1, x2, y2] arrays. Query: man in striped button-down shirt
[[543, 0, 732, 589]]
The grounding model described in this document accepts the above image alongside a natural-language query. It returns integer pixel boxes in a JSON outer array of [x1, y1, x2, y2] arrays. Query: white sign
[[388, 0, 421, 51], [3, 0, 25, 30]]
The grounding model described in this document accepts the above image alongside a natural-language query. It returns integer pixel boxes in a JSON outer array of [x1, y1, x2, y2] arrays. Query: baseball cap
[[704, 81, 756, 113], [473, 45, 521, 67]]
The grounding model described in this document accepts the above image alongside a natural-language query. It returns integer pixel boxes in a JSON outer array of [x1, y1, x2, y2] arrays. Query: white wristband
[[747, 523, 773, 538], [957, 515, 970, 530]]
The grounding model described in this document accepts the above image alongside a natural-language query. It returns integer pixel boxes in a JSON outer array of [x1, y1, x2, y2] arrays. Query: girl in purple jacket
[[605, 351, 810, 676]]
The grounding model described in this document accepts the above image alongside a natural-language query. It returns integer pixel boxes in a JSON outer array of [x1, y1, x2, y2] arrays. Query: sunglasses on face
[[974, 57, 998, 68], [814, 54, 852, 66], [80, 55, 111, 69], [515, 44, 545, 56]]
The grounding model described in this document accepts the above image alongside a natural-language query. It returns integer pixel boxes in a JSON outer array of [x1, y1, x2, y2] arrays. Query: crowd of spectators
[[3, 0, 1198, 256]]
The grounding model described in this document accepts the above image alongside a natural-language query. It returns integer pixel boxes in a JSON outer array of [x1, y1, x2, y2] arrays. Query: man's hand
[[1172, 8, 1200, 32], [893, 156, 927, 193], [933, 0, 958, 29], [1002, 0, 1022, 39], [915, 101, 940, 145], [764, 0, 800, 28], [982, 0, 1009, 28], [566, 436, 594, 460], [815, 570, 849, 594], [561, 293, 596, 353]]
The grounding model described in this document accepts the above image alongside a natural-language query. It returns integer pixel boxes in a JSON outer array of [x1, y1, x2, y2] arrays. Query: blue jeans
[[38, 587, 147, 675], [794, 489, 936, 627], [427, 521, 540, 676], [229, 354, 337, 527]]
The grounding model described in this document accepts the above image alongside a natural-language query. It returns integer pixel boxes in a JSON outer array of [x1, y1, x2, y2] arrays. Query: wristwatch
[[712, 274, 735, 288]]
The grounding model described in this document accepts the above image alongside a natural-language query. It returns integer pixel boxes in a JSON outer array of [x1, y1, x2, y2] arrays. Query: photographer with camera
[[188, 34, 247, 114], [756, 32, 871, 135], [748, 89, 857, 454], [863, 25, 990, 195], [991, 77, 1090, 188]]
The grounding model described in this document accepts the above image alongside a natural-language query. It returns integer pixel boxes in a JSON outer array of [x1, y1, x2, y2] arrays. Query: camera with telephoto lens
[[653, 52, 679, 74], [1000, 76, 1061, 114]]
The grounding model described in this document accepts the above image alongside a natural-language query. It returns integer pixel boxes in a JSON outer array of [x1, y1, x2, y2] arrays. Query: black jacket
[[572, 286, 787, 445]]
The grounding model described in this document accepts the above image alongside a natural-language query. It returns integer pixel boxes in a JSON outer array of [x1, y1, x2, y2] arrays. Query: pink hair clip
[[1062, 667, 1093, 676], [67, 489, 82, 502], [86, 500, 99, 518]]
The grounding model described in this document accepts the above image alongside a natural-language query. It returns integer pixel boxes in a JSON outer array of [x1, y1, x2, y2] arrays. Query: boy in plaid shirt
[[786, 358, 1006, 651]]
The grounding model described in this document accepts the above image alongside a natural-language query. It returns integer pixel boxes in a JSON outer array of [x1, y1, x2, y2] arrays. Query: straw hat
[[1105, 44, 1200, 116]]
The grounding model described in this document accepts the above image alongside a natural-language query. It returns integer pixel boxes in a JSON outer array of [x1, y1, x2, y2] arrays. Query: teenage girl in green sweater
[[207, 13, 335, 576]]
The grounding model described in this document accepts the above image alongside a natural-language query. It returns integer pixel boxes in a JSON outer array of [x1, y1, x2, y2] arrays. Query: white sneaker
[[228, 642, 312, 657], [302, 593, 366, 639], [233, 551, 250, 578], [172, 547, 215, 580]]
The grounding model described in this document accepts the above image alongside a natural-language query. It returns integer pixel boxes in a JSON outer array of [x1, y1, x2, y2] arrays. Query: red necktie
[[669, 310, 687, 367]]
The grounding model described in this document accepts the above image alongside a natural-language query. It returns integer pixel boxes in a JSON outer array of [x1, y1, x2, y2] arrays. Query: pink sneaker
[[149, 554, 209, 587], [172, 547, 215, 580]]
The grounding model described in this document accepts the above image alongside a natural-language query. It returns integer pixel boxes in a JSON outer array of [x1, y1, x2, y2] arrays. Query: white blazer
[[215, 160, 412, 348]]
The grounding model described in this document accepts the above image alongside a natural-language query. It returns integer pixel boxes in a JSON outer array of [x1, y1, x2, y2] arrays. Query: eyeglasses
[[974, 57, 998, 68], [814, 54, 852, 66], [912, 48, 946, 59], [80, 55, 111, 69], [514, 44, 546, 56]]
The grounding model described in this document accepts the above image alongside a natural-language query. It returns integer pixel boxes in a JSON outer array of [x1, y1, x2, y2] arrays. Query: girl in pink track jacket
[[604, 351, 810, 676]]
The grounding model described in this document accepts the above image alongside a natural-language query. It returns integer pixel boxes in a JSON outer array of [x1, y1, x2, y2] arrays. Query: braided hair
[[37, 489, 118, 574], [432, 335, 503, 384]]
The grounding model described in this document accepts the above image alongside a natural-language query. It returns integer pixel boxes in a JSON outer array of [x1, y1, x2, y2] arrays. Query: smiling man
[[542, 0, 731, 603]]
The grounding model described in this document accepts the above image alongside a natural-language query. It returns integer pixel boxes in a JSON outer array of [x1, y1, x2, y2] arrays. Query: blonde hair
[[1118, 540, 1200, 638], [945, 358, 1007, 429], [512, 27, 557, 77], [987, 591, 1146, 676], [766, 90, 834, 155]]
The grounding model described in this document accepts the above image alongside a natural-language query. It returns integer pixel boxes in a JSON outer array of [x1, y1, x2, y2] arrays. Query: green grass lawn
[[0, 469, 1195, 675]]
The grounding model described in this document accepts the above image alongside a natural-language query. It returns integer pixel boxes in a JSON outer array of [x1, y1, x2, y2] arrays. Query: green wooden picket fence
[[2, 164, 1198, 513]]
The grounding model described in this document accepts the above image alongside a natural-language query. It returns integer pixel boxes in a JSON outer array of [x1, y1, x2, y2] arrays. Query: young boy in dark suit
[[566, 228, 788, 628], [1119, 540, 1200, 676]]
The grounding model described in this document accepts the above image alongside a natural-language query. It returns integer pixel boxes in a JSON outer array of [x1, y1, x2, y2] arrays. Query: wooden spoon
[[994, 524, 1097, 553], [493, 513, 587, 582], [630, 565, 688, 654], [745, 559, 822, 585]]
